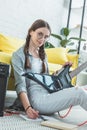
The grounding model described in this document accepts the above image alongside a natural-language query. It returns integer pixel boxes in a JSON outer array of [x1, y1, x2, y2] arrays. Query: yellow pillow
[[67, 54, 79, 69], [0, 52, 11, 64], [0, 51, 15, 90], [67, 54, 79, 85], [45, 47, 68, 64], [48, 63, 62, 74], [0, 33, 25, 54]]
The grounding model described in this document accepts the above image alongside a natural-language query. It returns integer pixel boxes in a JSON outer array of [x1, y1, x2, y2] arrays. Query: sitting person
[[11, 19, 87, 119]]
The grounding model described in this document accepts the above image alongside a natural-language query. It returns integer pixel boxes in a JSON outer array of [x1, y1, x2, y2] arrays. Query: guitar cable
[[58, 100, 87, 127], [58, 105, 73, 118]]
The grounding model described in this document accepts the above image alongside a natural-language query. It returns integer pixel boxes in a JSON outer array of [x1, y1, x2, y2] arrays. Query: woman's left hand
[[63, 61, 72, 67], [52, 61, 73, 75]]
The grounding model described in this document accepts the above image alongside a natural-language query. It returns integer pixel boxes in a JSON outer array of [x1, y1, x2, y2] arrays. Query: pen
[[39, 115, 47, 121]]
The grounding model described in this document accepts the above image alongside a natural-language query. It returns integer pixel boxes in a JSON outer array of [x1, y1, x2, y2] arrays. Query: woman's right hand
[[26, 106, 39, 119]]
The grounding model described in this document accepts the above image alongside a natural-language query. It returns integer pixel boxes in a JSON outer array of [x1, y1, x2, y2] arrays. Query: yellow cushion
[[8, 72, 15, 90], [0, 33, 25, 54], [0, 33, 25, 90], [45, 47, 68, 64], [48, 63, 62, 74], [0, 52, 15, 90], [67, 54, 79, 85], [0, 52, 11, 64], [67, 53, 79, 69]]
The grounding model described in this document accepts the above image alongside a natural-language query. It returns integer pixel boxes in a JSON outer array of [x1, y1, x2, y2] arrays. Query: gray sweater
[[11, 46, 49, 95]]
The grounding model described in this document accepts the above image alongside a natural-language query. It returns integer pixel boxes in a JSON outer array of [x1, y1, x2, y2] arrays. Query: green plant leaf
[[68, 49, 77, 53], [60, 39, 69, 47], [60, 28, 70, 37], [45, 41, 55, 48], [69, 37, 86, 41], [51, 34, 62, 40], [68, 42, 74, 46]]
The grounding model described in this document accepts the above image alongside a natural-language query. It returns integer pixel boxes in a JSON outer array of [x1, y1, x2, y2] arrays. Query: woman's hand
[[63, 61, 72, 67], [26, 106, 39, 119], [52, 61, 73, 75]]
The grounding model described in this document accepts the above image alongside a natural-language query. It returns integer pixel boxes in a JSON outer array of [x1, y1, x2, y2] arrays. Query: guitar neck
[[70, 61, 87, 78]]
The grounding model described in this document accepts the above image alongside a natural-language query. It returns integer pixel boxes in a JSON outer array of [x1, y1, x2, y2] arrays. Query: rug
[[0, 114, 56, 130], [0, 106, 87, 130]]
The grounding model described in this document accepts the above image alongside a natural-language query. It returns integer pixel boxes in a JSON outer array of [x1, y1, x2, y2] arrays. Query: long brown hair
[[24, 19, 51, 73]]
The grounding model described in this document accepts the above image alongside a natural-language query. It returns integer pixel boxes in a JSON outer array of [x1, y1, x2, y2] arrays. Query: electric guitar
[[22, 61, 87, 93]]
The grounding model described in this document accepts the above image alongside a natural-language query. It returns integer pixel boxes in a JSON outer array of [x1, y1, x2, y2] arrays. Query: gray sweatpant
[[28, 82, 87, 114]]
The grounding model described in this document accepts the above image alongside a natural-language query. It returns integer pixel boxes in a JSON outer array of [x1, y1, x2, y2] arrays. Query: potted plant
[[51, 27, 86, 52]]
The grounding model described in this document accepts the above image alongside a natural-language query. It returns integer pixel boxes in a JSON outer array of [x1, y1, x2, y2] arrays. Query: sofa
[[0, 33, 79, 91]]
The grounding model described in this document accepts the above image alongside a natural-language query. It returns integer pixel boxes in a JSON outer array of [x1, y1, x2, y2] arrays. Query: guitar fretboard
[[70, 61, 87, 78]]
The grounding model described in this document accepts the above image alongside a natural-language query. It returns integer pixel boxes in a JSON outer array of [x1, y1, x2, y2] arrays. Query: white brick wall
[[0, 0, 66, 47]]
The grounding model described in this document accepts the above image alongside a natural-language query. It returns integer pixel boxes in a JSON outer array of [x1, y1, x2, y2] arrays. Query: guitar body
[[23, 65, 73, 93], [55, 65, 73, 90]]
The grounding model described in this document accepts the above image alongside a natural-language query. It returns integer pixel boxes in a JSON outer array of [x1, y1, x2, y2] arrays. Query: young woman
[[11, 19, 87, 119]]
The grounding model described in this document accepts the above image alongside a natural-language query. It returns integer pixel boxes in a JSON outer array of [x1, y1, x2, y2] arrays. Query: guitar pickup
[[57, 79, 63, 90], [66, 73, 71, 82]]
